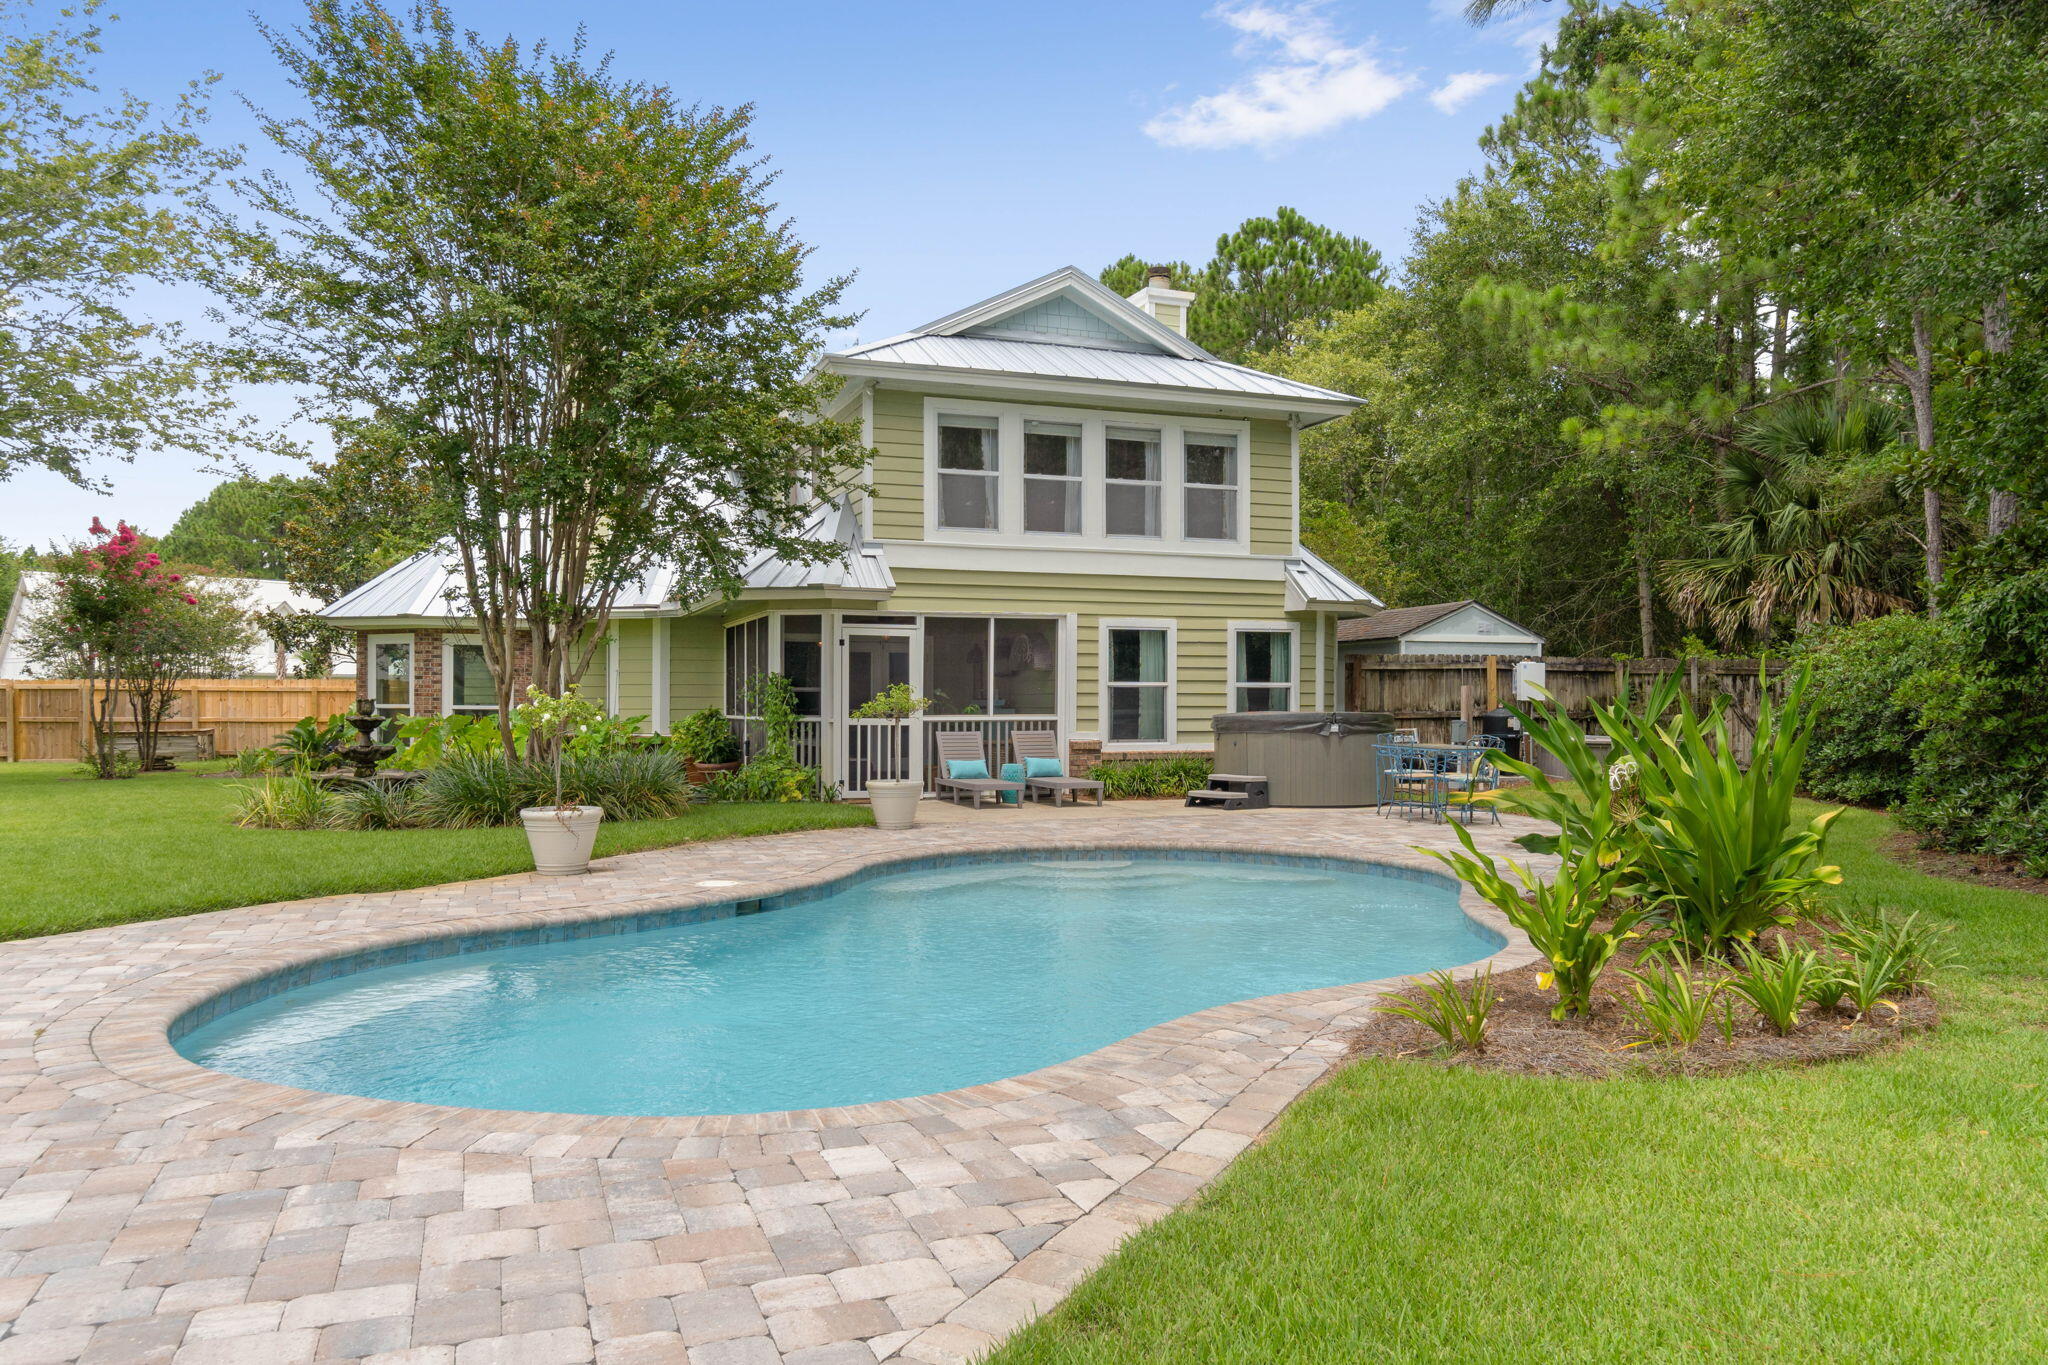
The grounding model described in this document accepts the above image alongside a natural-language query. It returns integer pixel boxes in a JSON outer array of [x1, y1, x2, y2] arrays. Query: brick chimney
[[1126, 264, 1196, 338]]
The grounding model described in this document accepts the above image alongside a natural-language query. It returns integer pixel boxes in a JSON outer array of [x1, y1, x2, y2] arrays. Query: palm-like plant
[[1663, 397, 1915, 645]]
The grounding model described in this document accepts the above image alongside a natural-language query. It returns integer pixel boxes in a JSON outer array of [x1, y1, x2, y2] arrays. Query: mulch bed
[[1883, 830, 2047, 898], [1346, 923, 1939, 1079]]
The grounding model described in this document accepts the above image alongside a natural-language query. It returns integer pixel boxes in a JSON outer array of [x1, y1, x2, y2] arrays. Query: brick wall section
[[354, 628, 535, 717], [1068, 739, 1213, 774]]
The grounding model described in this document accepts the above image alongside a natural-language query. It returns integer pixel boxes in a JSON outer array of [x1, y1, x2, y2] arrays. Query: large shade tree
[[225, 1, 867, 752], [0, 0, 261, 486]]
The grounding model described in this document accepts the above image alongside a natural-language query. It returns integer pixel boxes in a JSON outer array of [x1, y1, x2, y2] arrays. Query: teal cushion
[[1024, 756, 1064, 778], [999, 762, 1025, 804], [946, 758, 989, 780]]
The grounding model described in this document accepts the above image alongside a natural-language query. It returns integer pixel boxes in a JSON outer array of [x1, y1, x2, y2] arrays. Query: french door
[[839, 625, 921, 795]]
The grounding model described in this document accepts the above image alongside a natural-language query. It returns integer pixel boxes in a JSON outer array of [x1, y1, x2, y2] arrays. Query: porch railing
[[725, 715, 825, 771], [846, 717, 913, 792], [920, 717, 1059, 786]]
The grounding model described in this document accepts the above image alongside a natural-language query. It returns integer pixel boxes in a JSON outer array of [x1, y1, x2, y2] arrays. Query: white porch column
[[651, 618, 671, 734]]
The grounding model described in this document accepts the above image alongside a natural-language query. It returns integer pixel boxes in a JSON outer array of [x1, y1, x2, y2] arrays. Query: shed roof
[[1337, 600, 1479, 642]]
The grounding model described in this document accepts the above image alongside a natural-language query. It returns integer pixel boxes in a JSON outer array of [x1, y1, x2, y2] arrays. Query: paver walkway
[[0, 806, 1543, 1365]]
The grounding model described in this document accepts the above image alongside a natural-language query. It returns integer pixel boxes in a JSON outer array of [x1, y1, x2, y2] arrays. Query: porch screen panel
[[724, 618, 769, 713], [781, 615, 823, 717], [993, 619, 1059, 715], [923, 618, 991, 715]]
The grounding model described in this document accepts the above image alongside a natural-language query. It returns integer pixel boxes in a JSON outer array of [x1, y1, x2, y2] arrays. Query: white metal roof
[[1285, 547, 1383, 613], [0, 571, 351, 679], [825, 266, 1362, 417], [321, 504, 890, 625]]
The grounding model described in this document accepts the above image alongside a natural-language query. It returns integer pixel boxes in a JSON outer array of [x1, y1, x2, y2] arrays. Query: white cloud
[[1429, 70, 1509, 114], [1144, 3, 1414, 151]]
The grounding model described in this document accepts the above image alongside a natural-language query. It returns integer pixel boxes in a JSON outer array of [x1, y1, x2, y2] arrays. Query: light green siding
[[1152, 302, 1185, 332], [869, 387, 926, 541], [887, 567, 1290, 743], [865, 386, 1296, 556], [613, 620, 654, 720], [671, 614, 722, 716]]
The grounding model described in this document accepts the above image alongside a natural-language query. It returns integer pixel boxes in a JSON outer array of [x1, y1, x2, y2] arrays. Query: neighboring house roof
[[1286, 548, 1383, 613], [1336, 599, 1543, 645], [320, 503, 892, 627], [0, 571, 349, 679], [822, 267, 1362, 422]]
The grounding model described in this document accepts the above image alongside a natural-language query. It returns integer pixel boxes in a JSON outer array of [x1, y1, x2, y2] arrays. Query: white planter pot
[[866, 779, 923, 831], [519, 805, 605, 875]]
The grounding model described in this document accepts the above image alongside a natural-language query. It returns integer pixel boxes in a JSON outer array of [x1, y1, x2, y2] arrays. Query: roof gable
[[895, 266, 1211, 362], [965, 291, 1159, 352]]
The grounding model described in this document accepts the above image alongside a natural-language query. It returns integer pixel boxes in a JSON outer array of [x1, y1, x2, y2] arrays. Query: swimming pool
[[174, 851, 1501, 1117]]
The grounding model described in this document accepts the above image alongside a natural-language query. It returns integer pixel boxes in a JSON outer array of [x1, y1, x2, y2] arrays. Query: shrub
[[328, 781, 424, 830], [700, 757, 823, 803], [414, 751, 521, 828], [1377, 967, 1497, 1052], [1826, 906, 1954, 997], [1723, 942, 1828, 1036], [1092, 754, 1213, 799], [391, 712, 500, 768], [1610, 668, 1844, 951], [1428, 821, 1645, 1020], [411, 748, 694, 827], [1788, 614, 1955, 808], [672, 706, 740, 765], [1621, 960, 1723, 1049], [270, 714, 352, 773], [231, 774, 335, 830]]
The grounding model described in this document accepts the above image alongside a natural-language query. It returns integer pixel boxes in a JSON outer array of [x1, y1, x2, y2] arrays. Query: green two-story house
[[321, 265, 1378, 793]]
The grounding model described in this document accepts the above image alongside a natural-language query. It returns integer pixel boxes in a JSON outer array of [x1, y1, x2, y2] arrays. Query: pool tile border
[[0, 810, 1549, 1365]]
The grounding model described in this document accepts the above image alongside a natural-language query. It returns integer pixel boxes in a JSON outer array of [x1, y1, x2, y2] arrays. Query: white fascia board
[[823, 358, 1358, 425], [914, 266, 1210, 362], [880, 539, 1289, 581]]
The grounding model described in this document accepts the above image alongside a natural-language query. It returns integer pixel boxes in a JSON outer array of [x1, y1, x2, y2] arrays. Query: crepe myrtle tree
[[221, 1, 867, 757]]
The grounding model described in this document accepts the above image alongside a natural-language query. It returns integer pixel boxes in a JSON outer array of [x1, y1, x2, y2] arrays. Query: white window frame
[[1228, 621, 1300, 714], [366, 633, 413, 713], [1182, 429, 1242, 543], [1098, 618, 1178, 751], [922, 397, 1250, 552], [440, 634, 499, 717], [1021, 419, 1084, 536], [1103, 423, 1164, 540], [917, 612, 1064, 719]]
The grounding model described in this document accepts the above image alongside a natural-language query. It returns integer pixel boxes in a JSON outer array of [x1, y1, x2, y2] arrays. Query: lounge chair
[[931, 731, 1027, 809], [1009, 730, 1104, 807]]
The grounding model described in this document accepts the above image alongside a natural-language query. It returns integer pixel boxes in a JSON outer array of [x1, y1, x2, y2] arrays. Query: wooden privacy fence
[[0, 678, 357, 762], [1345, 655, 1788, 762]]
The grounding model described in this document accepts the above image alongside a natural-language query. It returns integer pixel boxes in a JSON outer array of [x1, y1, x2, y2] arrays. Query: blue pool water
[[175, 853, 1499, 1117]]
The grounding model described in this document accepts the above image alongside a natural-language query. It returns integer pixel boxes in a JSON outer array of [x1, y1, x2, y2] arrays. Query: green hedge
[[1090, 754, 1213, 799]]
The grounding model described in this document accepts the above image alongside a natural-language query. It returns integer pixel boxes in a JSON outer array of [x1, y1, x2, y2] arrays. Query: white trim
[[1097, 617, 1178, 751], [923, 397, 1250, 554], [1316, 613, 1327, 710], [1226, 620, 1301, 714], [439, 633, 496, 717], [904, 266, 1211, 362], [651, 618, 671, 735], [1288, 417, 1302, 549], [880, 539, 1289, 579], [604, 624, 619, 716], [859, 385, 876, 541], [366, 633, 414, 713], [824, 359, 1358, 426]]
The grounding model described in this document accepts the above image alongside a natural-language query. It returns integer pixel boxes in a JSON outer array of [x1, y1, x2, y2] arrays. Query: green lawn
[[0, 760, 871, 941], [992, 804, 2048, 1363]]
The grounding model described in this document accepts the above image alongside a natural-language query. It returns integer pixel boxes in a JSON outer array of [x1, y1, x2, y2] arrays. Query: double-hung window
[[1232, 628, 1295, 712], [937, 414, 1000, 531], [1105, 627, 1171, 744], [370, 638, 412, 712], [446, 641, 497, 714], [1183, 432, 1239, 540], [1023, 421, 1082, 534], [1104, 426, 1161, 537]]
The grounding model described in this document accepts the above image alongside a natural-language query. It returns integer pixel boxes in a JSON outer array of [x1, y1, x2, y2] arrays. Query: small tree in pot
[[849, 683, 930, 829], [517, 684, 605, 874]]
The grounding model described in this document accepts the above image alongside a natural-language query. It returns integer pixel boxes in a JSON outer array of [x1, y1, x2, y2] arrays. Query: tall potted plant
[[518, 685, 605, 875], [850, 683, 929, 830]]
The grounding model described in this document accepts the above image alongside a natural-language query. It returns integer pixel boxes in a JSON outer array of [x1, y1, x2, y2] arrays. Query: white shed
[[1337, 600, 1544, 659]]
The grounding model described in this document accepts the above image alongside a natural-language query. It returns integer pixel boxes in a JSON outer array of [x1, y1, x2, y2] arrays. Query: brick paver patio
[[0, 805, 1543, 1364]]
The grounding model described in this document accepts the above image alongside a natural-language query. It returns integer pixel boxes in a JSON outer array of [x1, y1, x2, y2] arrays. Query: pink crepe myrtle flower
[[182, 594, 197, 605]]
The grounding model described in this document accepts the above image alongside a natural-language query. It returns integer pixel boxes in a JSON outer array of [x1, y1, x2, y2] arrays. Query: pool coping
[[84, 839, 1538, 1138], [12, 813, 1552, 1365]]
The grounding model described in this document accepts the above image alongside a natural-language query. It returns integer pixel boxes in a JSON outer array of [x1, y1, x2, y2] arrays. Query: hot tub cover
[[1210, 711, 1395, 736]]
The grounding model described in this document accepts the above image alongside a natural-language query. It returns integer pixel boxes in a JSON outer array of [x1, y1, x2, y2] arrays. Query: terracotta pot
[[686, 760, 742, 786], [519, 805, 604, 875], [866, 779, 923, 830]]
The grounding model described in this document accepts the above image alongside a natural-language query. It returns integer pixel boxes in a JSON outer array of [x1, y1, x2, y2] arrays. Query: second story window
[[1104, 426, 1161, 537], [937, 414, 999, 530], [1023, 421, 1082, 534], [1184, 432, 1239, 540]]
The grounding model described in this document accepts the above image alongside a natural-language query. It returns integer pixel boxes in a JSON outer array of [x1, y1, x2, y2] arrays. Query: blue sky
[[1, 0, 1558, 546]]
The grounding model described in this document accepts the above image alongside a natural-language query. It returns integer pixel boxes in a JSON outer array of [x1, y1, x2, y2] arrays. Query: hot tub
[[1211, 711, 1394, 807]]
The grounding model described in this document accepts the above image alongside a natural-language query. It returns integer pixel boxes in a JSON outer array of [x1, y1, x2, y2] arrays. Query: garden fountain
[[334, 697, 396, 779]]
